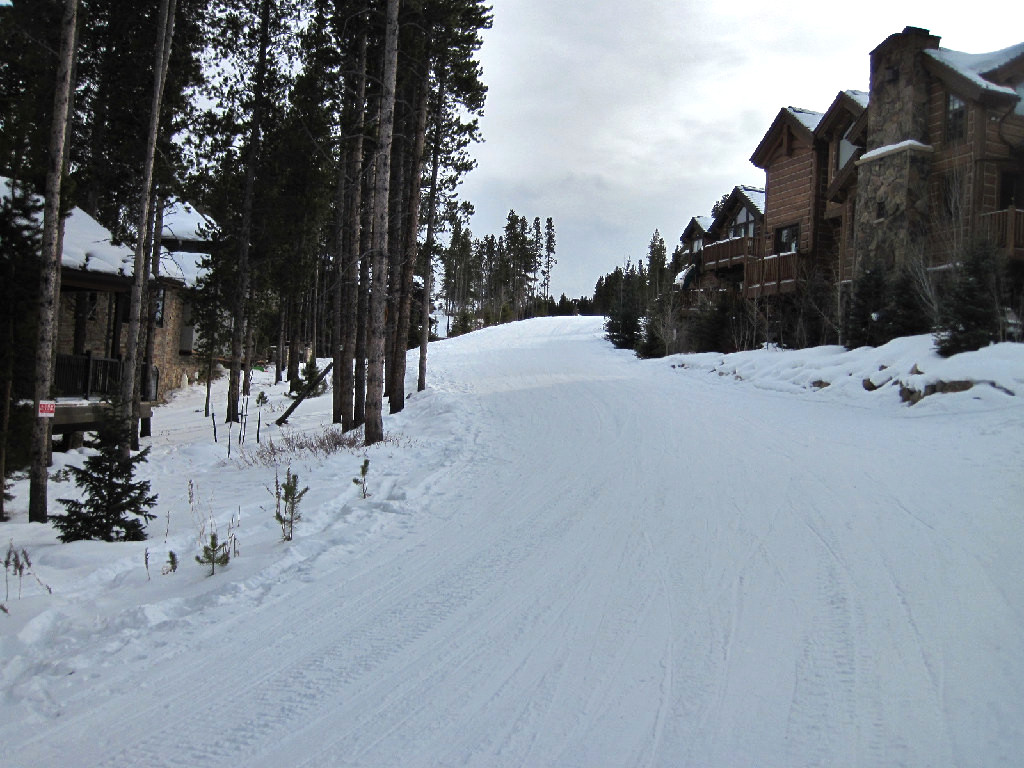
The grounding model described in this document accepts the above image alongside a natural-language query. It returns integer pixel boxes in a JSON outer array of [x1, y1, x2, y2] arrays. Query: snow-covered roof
[[787, 107, 824, 132], [845, 89, 869, 108], [738, 185, 766, 214], [159, 200, 215, 288], [159, 247, 207, 288], [2, 177, 208, 286], [2, 176, 137, 277], [674, 263, 696, 289], [161, 200, 217, 244], [925, 42, 1024, 112]]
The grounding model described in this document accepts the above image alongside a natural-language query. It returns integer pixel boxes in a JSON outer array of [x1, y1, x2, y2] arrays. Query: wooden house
[[749, 106, 825, 299], [673, 215, 712, 297], [816, 90, 869, 295], [699, 185, 766, 295]]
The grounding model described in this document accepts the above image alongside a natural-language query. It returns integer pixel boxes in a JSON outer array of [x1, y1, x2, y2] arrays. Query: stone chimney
[[854, 28, 941, 272], [866, 26, 941, 150]]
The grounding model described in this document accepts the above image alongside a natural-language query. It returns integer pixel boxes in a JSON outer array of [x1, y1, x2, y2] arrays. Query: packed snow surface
[[2, 317, 1023, 767]]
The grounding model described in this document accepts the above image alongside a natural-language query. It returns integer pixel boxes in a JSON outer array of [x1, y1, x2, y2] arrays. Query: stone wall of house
[[56, 289, 121, 358], [150, 285, 200, 398], [55, 283, 198, 402]]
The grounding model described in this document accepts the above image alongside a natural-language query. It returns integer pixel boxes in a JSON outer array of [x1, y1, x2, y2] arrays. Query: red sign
[[38, 401, 56, 418]]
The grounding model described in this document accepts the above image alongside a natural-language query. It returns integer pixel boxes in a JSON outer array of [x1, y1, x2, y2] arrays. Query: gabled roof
[[750, 107, 824, 169], [2, 177, 209, 287], [924, 41, 1024, 110], [815, 90, 868, 141], [708, 185, 765, 239], [161, 200, 217, 247], [680, 215, 713, 243], [737, 185, 766, 215]]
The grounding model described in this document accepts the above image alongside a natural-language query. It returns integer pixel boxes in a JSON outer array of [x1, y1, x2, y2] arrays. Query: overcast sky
[[456, 1, 1023, 299]]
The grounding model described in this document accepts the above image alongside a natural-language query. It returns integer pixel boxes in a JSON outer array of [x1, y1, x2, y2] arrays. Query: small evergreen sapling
[[196, 532, 229, 575], [53, 413, 158, 542], [274, 467, 308, 541], [353, 458, 370, 499], [162, 550, 178, 574]]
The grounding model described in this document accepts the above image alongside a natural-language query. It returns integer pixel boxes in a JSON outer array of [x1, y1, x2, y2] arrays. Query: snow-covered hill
[[2, 317, 1023, 767]]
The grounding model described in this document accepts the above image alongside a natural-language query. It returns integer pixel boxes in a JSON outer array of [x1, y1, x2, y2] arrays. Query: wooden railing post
[[84, 350, 93, 400]]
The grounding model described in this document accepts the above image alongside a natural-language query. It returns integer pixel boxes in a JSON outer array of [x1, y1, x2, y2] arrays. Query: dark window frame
[[946, 93, 966, 143], [774, 223, 800, 255]]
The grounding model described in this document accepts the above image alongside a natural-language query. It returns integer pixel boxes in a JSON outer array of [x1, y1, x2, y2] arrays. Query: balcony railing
[[702, 235, 763, 271], [54, 353, 122, 399], [744, 251, 799, 298], [978, 206, 1024, 257]]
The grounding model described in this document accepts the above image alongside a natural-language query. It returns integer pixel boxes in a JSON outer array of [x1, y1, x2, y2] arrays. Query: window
[[730, 207, 754, 238], [835, 123, 857, 173], [775, 224, 799, 254], [946, 93, 966, 142]]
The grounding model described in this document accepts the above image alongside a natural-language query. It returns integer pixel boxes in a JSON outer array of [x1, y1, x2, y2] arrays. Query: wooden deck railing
[[702, 236, 763, 271], [744, 251, 799, 298], [978, 207, 1024, 255]]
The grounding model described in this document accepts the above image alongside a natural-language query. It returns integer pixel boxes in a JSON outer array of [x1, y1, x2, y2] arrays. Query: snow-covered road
[[3, 317, 1023, 767]]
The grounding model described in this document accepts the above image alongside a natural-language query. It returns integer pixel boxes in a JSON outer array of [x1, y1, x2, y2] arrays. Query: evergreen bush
[[274, 467, 308, 541], [844, 260, 889, 349], [53, 412, 157, 542], [935, 240, 1003, 356], [195, 532, 229, 575]]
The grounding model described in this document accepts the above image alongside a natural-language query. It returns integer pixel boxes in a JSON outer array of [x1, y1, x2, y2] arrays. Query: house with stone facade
[[851, 27, 1024, 274], [674, 27, 1024, 347]]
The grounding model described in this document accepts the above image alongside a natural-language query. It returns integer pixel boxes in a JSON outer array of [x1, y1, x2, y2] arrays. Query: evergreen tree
[[1, 184, 42, 520], [542, 217, 556, 302], [935, 240, 1003, 356], [843, 259, 889, 349], [603, 261, 646, 350], [195, 531, 229, 575], [885, 267, 933, 340], [53, 412, 158, 542], [646, 229, 667, 299]]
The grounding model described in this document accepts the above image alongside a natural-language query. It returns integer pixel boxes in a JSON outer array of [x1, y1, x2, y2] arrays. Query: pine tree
[[935, 240, 1003, 357], [54, 412, 158, 542], [843, 260, 889, 349], [885, 267, 932, 340], [195, 531, 229, 575]]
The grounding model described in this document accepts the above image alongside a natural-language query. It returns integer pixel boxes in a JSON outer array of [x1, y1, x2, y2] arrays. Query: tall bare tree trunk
[[333, 35, 367, 429], [228, 0, 272, 423], [354, 206, 370, 428], [364, 0, 400, 446], [342, 36, 368, 429], [119, 0, 176, 455], [417, 62, 448, 393], [29, 0, 78, 524], [390, 69, 430, 413]]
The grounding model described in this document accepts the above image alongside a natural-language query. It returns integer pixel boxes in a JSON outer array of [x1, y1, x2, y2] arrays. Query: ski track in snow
[[2, 316, 1023, 767]]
